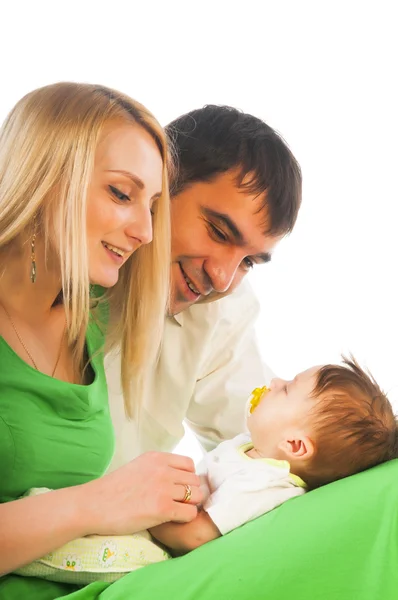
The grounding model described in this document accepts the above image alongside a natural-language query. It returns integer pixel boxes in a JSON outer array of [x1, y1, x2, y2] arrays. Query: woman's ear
[[278, 435, 315, 461]]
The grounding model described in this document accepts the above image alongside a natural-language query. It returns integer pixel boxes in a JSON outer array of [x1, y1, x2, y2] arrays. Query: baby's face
[[247, 366, 321, 452]]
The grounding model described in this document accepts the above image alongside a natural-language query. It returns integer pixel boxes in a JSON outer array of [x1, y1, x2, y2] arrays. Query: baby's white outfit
[[198, 433, 306, 535]]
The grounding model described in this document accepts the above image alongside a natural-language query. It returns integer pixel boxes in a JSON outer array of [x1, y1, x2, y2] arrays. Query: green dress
[[2, 313, 398, 599], [0, 316, 115, 598]]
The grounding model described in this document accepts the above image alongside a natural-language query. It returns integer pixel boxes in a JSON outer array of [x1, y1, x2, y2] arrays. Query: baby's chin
[[245, 413, 256, 438], [244, 399, 256, 427]]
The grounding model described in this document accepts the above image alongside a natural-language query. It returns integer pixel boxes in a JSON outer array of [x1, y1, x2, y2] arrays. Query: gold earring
[[30, 216, 37, 283]]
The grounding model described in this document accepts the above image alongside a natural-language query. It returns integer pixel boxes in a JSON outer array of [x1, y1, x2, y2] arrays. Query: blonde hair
[[0, 82, 171, 417], [305, 356, 398, 489]]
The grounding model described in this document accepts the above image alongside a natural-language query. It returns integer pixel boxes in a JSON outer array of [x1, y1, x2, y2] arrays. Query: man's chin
[[168, 289, 232, 316], [167, 298, 195, 316]]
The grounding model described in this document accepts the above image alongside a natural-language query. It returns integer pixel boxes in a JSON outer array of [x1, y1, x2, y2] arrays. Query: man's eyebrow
[[106, 169, 144, 190], [202, 206, 272, 263], [256, 253, 272, 264]]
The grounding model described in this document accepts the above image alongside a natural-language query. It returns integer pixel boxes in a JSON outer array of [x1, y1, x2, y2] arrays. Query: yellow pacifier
[[248, 385, 269, 414]]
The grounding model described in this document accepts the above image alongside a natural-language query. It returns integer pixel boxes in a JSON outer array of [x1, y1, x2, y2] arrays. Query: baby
[[17, 356, 398, 582], [149, 356, 398, 552]]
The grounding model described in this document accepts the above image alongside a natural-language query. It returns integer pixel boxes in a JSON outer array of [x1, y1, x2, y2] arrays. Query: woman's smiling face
[[86, 121, 163, 287]]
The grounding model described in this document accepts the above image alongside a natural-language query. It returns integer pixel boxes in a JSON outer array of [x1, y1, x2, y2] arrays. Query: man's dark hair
[[166, 105, 302, 235]]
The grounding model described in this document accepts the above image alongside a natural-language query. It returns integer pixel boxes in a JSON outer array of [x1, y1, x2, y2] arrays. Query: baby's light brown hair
[[304, 356, 398, 490]]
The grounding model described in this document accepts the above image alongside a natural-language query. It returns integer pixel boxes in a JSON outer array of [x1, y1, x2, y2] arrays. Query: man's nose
[[203, 255, 241, 294]]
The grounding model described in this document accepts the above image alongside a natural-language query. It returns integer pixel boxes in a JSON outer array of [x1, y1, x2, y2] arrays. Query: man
[[107, 105, 302, 468]]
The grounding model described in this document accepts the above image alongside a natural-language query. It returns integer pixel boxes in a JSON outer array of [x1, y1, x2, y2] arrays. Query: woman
[[0, 83, 201, 589]]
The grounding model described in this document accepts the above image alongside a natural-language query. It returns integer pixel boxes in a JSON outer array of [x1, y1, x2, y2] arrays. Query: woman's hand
[[0, 452, 201, 575], [79, 452, 203, 536]]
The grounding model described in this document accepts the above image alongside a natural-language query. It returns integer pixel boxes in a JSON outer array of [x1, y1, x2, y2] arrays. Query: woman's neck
[[0, 242, 62, 321]]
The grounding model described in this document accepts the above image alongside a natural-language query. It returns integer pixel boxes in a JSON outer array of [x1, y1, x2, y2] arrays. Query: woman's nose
[[125, 205, 153, 246]]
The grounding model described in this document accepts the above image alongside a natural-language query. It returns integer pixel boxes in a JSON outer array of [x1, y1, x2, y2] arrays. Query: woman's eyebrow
[[106, 169, 144, 190]]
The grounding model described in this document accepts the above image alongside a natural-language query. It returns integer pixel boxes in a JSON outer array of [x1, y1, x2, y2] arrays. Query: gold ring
[[182, 484, 192, 503]]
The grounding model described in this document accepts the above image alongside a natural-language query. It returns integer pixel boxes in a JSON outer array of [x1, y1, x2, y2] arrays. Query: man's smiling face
[[169, 170, 283, 315]]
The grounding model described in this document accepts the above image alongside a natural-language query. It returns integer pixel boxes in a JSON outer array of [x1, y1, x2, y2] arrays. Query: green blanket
[[1, 459, 397, 600]]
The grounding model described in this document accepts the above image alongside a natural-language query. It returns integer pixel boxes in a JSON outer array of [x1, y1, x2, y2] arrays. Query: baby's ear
[[278, 435, 315, 461]]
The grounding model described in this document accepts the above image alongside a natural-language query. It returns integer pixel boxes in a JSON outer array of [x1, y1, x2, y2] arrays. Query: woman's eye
[[209, 223, 227, 241], [242, 257, 254, 271], [109, 185, 130, 202]]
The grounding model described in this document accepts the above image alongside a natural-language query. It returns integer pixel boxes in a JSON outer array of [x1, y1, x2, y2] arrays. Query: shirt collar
[[169, 311, 184, 327]]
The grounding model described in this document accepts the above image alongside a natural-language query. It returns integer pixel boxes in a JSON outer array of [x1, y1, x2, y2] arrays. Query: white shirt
[[198, 433, 306, 535], [106, 281, 275, 470]]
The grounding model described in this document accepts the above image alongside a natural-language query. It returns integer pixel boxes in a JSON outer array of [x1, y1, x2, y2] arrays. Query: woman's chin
[[89, 269, 119, 289]]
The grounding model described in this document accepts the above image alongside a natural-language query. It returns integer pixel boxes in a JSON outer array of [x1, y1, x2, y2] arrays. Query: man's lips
[[179, 264, 201, 297]]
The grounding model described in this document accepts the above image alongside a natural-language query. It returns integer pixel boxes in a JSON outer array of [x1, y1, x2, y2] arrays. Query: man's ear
[[278, 434, 315, 461]]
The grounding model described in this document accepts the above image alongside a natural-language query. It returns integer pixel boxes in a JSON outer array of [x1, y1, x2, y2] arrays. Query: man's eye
[[208, 223, 227, 241], [241, 257, 254, 271], [109, 185, 130, 202]]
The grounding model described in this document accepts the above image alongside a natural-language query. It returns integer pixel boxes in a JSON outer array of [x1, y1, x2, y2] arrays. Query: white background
[[1, 1, 397, 460]]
